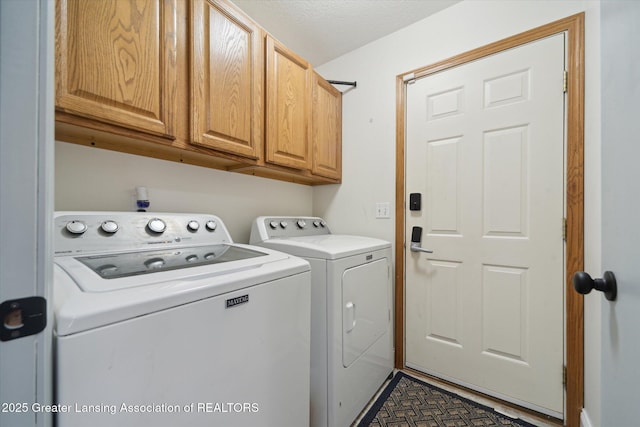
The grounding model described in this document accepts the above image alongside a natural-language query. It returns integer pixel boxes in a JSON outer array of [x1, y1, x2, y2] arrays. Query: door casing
[[395, 13, 585, 427]]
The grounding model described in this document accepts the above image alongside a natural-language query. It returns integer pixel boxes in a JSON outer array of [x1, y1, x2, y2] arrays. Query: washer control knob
[[66, 221, 87, 235], [296, 219, 306, 229], [320, 221, 327, 228], [313, 220, 321, 228], [205, 220, 217, 231], [187, 220, 200, 232], [147, 218, 166, 234], [269, 221, 279, 229], [100, 220, 119, 234], [280, 221, 288, 229], [186, 254, 199, 263]]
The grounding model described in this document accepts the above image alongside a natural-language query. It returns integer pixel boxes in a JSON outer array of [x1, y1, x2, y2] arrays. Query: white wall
[[315, 1, 602, 425], [55, 141, 313, 243]]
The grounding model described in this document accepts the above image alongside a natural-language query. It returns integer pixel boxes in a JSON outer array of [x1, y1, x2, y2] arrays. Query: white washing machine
[[250, 216, 393, 427], [53, 212, 310, 427]]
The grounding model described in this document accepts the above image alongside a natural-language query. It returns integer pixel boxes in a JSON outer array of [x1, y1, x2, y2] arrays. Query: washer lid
[[55, 243, 284, 293], [257, 235, 390, 259], [75, 244, 263, 281], [54, 244, 310, 336]]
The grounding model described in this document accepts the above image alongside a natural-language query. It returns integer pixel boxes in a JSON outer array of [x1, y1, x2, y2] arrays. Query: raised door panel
[[312, 73, 342, 180], [55, 0, 177, 138], [190, 0, 263, 159], [265, 36, 312, 170]]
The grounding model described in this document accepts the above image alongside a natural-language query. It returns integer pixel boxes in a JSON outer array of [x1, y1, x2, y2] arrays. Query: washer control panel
[[255, 216, 331, 239], [54, 212, 231, 256]]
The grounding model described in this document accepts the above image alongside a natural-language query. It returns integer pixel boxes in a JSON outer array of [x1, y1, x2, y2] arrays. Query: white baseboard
[[581, 409, 594, 427]]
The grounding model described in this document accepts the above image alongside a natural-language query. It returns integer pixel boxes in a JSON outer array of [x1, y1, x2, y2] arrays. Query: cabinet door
[[265, 35, 312, 170], [312, 73, 342, 180], [191, 0, 263, 159], [55, 0, 177, 139]]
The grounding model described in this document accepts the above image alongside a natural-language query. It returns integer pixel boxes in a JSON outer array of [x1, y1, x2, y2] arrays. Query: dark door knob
[[573, 271, 617, 301]]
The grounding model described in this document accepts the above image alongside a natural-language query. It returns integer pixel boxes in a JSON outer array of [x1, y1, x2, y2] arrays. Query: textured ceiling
[[232, 0, 462, 66]]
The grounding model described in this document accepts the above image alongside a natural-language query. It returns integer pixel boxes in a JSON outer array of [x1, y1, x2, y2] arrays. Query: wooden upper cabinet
[[190, 0, 263, 159], [55, 0, 177, 139], [54, 0, 340, 184], [312, 73, 342, 180], [265, 35, 312, 170]]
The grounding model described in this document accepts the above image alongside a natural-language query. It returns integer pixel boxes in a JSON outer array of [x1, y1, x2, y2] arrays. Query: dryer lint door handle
[[345, 302, 356, 333]]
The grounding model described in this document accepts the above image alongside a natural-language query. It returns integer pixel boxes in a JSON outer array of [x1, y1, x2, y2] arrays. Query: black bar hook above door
[[327, 80, 357, 87]]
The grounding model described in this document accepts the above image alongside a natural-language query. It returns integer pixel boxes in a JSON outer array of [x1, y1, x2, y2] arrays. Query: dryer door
[[342, 258, 390, 367]]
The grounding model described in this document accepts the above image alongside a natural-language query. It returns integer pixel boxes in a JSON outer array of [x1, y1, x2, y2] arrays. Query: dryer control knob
[[66, 220, 87, 235], [147, 218, 166, 234], [296, 220, 306, 229], [313, 220, 321, 228], [100, 220, 119, 234], [187, 220, 200, 232], [205, 220, 217, 231], [269, 221, 279, 229], [280, 221, 288, 229]]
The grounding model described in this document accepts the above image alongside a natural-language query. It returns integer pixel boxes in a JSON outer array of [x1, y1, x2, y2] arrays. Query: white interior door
[[0, 1, 53, 427], [405, 34, 565, 416]]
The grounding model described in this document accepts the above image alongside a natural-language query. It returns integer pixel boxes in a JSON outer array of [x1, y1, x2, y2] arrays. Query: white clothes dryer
[[250, 216, 393, 427], [53, 212, 310, 427]]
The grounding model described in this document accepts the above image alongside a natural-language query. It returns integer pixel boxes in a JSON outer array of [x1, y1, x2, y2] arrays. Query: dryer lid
[[259, 235, 390, 259]]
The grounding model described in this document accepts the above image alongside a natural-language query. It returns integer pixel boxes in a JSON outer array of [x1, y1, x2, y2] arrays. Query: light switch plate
[[375, 202, 390, 219]]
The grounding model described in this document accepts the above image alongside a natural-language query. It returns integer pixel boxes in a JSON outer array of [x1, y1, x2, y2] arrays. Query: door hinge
[[563, 365, 567, 387], [403, 72, 416, 85], [562, 217, 567, 241], [563, 70, 568, 93]]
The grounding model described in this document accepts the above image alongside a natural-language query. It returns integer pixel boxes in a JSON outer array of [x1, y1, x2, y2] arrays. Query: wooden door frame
[[395, 13, 584, 426]]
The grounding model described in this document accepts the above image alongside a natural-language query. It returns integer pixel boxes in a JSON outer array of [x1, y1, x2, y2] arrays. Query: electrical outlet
[[375, 202, 390, 219]]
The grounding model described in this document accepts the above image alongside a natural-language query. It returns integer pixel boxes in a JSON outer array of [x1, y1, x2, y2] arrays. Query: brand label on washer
[[226, 295, 249, 308]]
